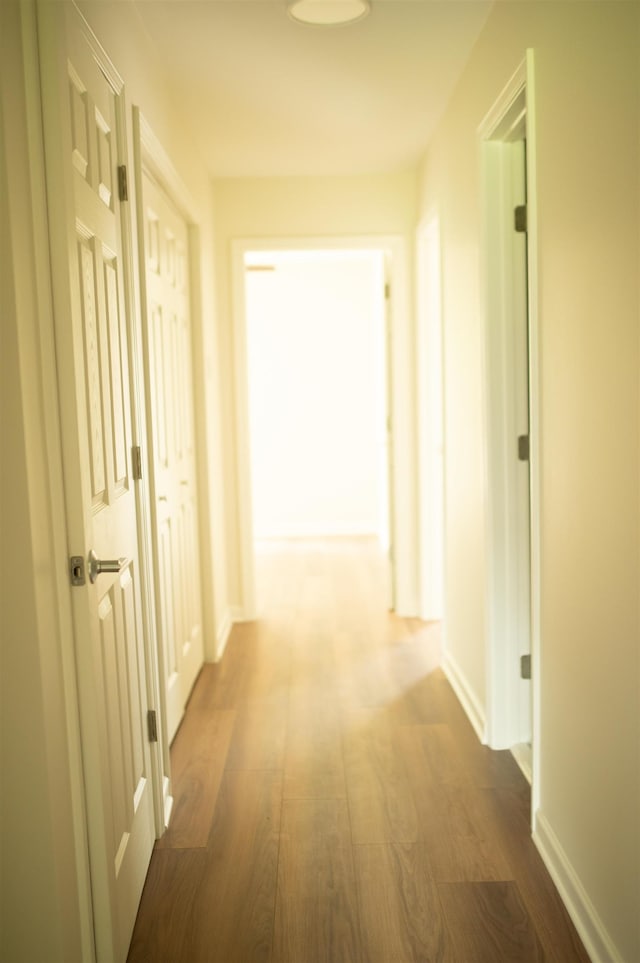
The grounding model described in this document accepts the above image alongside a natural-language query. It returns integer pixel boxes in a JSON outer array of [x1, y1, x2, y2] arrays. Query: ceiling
[[130, 0, 493, 178]]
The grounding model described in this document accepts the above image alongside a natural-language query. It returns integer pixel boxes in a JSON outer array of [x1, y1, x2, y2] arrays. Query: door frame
[[230, 234, 416, 619], [416, 213, 445, 623], [478, 52, 541, 809]]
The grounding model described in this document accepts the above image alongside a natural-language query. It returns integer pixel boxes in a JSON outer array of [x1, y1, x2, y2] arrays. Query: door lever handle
[[88, 549, 129, 584]]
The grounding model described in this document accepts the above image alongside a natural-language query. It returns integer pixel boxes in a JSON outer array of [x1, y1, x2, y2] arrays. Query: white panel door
[[38, 4, 156, 960], [142, 172, 203, 743]]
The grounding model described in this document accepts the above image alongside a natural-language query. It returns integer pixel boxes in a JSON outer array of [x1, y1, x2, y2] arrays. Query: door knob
[[88, 549, 129, 584]]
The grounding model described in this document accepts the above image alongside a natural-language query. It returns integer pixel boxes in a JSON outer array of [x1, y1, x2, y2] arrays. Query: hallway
[[127, 539, 589, 962]]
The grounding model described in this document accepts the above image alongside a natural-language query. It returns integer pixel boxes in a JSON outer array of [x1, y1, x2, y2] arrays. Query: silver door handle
[[88, 549, 129, 584]]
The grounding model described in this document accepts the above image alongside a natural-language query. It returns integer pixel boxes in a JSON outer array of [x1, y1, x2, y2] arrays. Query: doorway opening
[[242, 247, 391, 611], [479, 52, 540, 805]]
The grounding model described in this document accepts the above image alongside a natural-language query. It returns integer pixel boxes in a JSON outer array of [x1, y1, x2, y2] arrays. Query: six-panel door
[[143, 172, 204, 744], [39, 4, 157, 959]]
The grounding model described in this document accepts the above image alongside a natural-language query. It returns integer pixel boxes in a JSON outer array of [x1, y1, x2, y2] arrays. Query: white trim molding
[[477, 53, 542, 825], [134, 109, 199, 223], [215, 609, 233, 662], [534, 811, 623, 963], [442, 651, 487, 744]]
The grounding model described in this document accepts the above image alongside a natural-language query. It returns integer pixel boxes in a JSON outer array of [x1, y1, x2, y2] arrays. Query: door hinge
[[118, 165, 128, 202], [384, 282, 390, 300], [147, 709, 158, 743], [518, 434, 530, 462], [514, 204, 527, 234], [69, 555, 86, 586], [520, 654, 532, 680], [132, 445, 143, 480]]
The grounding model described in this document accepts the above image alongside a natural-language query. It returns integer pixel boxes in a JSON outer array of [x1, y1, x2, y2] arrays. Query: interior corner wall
[[211, 171, 418, 610], [76, 0, 231, 658], [417, 3, 639, 960], [1, 3, 84, 958]]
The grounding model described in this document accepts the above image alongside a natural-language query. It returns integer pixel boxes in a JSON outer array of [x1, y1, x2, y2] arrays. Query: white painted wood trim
[[442, 651, 487, 744], [415, 214, 445, 623], [534, 811, 623, 963], [478, 54, 541, 793], [524, 48, 542, 820], [478, 58, 526, 139], [230, 234, 418, 620], [230, 242, 258, 619], [215, 608, 233, 662], [162, 777, 174, 830], [135, 109, 199, 224], [510, 743, 532, 784]]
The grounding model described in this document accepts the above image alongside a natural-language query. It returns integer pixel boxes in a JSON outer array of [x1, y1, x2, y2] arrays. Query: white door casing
[[479, 52, 541, 800], [38, 4, 156, 958], [139, 169, 204, 744], [510, 139, 533, 750], [416, 214, 445, 623], [382, 252, 395, 610]]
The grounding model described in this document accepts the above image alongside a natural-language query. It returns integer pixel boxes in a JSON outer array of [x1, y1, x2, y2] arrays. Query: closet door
[[38, 4, 157, 957], [143, 172, 203, 742]]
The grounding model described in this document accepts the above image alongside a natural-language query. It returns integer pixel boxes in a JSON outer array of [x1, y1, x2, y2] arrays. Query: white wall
[[212, 172, 418, 612], [1, 3, 88, 957], [418, 3, 639, 960], [246, 251, 386, 539]]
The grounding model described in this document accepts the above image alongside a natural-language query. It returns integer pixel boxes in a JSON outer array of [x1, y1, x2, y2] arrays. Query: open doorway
[[242, 248, 391, 611]]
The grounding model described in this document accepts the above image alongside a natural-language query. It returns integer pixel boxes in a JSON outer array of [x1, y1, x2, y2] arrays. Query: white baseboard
[[163, 776, 173, 831], [214, 609, 233, 663], [442, 651, 486, 744], [510, 742, 532, 784], [533, 810, 621, 963]]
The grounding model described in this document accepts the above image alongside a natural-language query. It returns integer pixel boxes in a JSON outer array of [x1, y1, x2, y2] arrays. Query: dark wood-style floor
[[128, 538, 590, 963]]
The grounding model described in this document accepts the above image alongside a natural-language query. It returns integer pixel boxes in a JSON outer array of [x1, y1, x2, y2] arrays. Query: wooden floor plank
[[343, 707, 420, 844], [272, 798, 361, 963], [394, 724, 514, 881], [283, 694, 347, 799], [191, 769, 282, 963], [438, 880, 546, 963], [127, 849, 207, 962], [127, 538, 589, 963], [224, 697, 288, 771], [156, 706, 236, 850], [353, 842, 449, 963], [484, 787, 593, 963]]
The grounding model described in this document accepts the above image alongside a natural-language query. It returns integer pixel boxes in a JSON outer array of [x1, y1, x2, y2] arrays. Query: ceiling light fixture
[[287, 0, 371, 27]]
